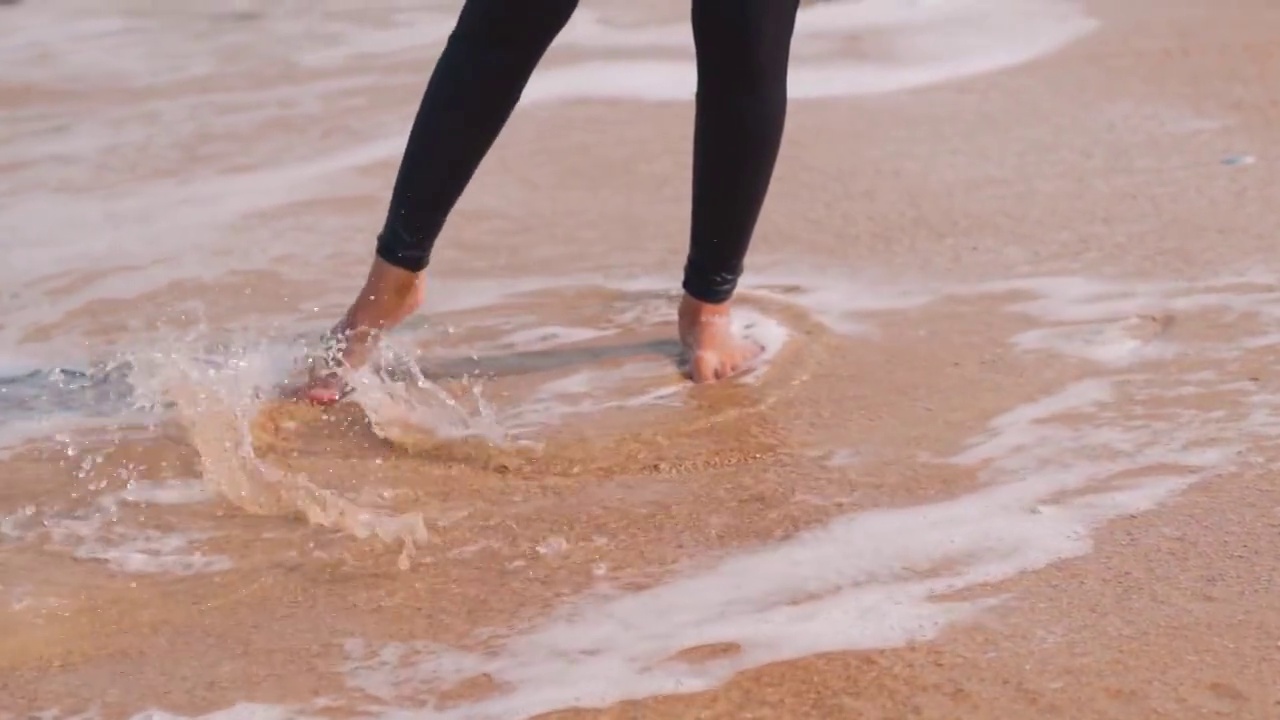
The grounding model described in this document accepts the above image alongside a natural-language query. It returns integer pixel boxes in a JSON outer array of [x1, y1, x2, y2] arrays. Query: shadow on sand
[[413, 338, 685, 383]]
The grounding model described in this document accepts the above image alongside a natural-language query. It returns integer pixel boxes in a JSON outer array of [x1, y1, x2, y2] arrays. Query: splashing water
[[124, 337, 432, 569]]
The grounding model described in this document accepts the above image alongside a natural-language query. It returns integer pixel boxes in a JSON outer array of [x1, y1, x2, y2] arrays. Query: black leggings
[[375, 0, 799, 304]]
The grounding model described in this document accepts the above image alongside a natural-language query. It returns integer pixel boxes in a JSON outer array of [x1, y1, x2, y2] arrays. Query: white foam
[[24, 709, 101, 720], [317, 364, 1260, 719], [749, 273, 939, 336], [152, 275, 1278, 718], [0, 0, 1095, 94], [296, 11, 456, 68], [17, 483, 231, 575], [483, 326, 619, 353], [1, 504, 37, 541], [350, 361, 511, 445], [67, 528, 232, 576], [499, 360, 684, 435], [46, 273, 1280, 718], [1011, 320, 1175, 366], [0, 4, 452, 86], [525, 0, 1096, 103], [0, 0, 1097, 361], [734, 306, 793, 384], [353, 297, 791, 441], [118, 479, 217, 507], [825, 449, 861, 467], [0, 415, 140, 461], [130, 705, 308, 720], [351, 323, 685, 442]]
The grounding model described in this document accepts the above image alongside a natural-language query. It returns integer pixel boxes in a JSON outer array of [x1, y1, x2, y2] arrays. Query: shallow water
[[14, 0, 1273, 717]]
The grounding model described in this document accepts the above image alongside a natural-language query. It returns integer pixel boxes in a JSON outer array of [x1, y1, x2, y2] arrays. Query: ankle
[[350, 260, 424, 329], [679, 293, 732, 324], [352, 285, 421, 324], [679, 295, 735, 350]]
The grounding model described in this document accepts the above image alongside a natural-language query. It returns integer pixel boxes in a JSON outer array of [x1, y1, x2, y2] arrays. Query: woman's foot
[[677, 293, 763, 383], [296, 258, 425, 405]]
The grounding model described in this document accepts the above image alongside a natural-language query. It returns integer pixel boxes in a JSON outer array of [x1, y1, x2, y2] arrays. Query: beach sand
[[2, 0, 1279, 717]]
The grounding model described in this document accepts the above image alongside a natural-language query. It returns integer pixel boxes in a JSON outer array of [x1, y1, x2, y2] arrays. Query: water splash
[[128, 340, 432, 570]]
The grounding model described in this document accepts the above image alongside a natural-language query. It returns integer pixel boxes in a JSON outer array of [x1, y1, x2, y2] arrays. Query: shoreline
[[4, 0, 1280, 717]]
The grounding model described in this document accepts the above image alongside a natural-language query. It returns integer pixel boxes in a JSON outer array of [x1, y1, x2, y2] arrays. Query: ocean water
[[17, 1, 1274, 718]]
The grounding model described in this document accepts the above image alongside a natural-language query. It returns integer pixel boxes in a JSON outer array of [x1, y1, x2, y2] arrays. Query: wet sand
[[3, 0, 1280, 718]]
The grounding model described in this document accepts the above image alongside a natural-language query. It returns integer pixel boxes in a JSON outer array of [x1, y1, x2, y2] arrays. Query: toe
[[304, 385, 342, 406], [689, 351, 718, 384]]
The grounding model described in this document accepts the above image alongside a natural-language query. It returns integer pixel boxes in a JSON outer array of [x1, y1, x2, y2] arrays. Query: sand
[[2, 0, 1279, 717]]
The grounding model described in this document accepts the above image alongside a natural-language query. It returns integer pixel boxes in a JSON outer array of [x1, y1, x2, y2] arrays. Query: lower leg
[[680, 0, 800, 382], [303, 0, 579, 402]]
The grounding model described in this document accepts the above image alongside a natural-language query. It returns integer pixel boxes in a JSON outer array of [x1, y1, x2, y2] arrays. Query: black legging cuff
[[681, 260, 741, 305], [376, 227, 432, 273]]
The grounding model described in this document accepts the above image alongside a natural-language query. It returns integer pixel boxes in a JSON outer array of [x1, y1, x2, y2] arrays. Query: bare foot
[[677, 293, 763, 383], [295, 258, 424, 405]]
